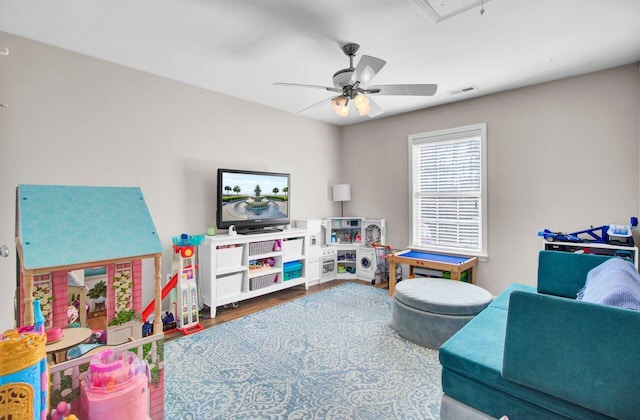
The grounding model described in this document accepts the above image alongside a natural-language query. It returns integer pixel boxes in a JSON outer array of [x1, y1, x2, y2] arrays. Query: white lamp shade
[[332, 96, 347, 111], [354, 94, 371, 116], [332, 96, 349, 117], [333, 184, 351, 202]]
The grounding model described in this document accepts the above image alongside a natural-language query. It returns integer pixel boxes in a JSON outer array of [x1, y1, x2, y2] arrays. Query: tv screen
[[216, 168, 290, 233]]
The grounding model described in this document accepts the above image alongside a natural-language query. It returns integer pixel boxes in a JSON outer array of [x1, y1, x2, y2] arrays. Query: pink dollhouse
[[15, 185, 164, 340], [15, 184, 166, 419]]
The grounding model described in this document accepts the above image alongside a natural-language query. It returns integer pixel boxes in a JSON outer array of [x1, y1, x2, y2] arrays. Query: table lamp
[[332, 184, 351, 217]]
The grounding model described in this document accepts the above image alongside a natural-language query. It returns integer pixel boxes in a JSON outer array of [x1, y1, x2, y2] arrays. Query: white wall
[[0, 33, 342, 331], [342, 64, 640, 295]]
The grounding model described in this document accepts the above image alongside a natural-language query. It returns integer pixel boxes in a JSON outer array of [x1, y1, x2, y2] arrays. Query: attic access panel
[[414, 0, 493, 22], [17, 184, 163, 270]]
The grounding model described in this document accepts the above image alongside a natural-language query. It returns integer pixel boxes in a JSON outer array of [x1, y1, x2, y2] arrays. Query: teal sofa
[[439, 251, 640, 419]]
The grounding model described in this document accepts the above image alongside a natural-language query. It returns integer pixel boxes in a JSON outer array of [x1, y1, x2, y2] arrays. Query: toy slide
[[142, 273, 178, 322]]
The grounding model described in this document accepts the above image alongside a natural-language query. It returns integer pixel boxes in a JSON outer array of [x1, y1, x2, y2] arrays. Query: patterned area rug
[[165, 282, 442, 419]]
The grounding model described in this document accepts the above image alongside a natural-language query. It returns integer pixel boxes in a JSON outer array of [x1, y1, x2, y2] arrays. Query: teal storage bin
[[283, 261, 303, 281]]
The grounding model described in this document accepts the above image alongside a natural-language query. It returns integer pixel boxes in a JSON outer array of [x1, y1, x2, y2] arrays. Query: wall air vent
[[413, 0, 493, 23], [448, 85, 478, 95]]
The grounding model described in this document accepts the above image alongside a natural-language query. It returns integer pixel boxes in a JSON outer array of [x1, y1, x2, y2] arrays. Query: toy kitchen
[[296, 217, 385, 284]]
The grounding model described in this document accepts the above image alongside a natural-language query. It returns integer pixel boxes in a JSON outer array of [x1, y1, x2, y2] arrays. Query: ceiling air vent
[[448, 85, 478, 95]]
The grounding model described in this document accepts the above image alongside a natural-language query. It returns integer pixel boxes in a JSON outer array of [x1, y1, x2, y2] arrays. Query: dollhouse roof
[[17, 184, 163, 270]]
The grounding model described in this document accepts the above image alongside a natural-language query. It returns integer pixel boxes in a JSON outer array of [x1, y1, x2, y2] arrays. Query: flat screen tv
[[216, 168, 290, 234]]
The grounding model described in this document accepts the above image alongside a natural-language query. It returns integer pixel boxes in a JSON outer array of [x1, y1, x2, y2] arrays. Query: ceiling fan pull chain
[[480, 0, 485, 15]]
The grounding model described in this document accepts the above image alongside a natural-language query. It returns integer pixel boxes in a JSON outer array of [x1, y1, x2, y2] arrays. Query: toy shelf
[[199, 229, 309, 318]]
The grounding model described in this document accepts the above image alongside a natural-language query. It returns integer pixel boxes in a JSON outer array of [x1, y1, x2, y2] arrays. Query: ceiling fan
[[274, 42, 437, 118]]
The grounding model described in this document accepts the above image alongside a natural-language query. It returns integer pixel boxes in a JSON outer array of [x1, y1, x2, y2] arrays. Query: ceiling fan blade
[[367, 84, 438, 96], [366, 96, 384, 118], [296, 95, 335, 114], [350, 55, 386, 88], [274, 82, 342, 93]]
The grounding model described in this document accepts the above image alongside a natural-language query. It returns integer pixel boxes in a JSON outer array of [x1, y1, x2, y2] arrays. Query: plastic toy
[[372, 243, 403, 285], [81, 349, 150, 419], [607, 224, 634, 246], [0, 300, 48, 420], [538, 225, 611, 243], [50, 401, 71, 420], [142, 233, 204, 335], [537, 229, 581, 243], [162, 311, 176, 331], [539, 217, 637, 246], [142, 321, 153, 337]]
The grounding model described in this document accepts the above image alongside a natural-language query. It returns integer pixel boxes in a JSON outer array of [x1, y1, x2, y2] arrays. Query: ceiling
[[1, 0, 639, 126]]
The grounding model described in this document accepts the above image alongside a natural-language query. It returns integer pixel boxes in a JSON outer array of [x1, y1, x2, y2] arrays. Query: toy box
[[282, 238, 303, 259], [217, 272, 243, 298], [216, 245, 243, 270], [283, 261, 303, 281]]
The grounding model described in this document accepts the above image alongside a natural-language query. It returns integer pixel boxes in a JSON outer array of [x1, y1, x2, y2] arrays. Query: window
[[409, 123, 487, 257]]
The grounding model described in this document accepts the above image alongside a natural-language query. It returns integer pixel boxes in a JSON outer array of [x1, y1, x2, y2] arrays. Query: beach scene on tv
[[220, 172, 289, 221]]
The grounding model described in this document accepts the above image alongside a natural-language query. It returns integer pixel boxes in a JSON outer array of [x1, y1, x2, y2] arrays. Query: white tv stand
[[199, 228, 309, 318]]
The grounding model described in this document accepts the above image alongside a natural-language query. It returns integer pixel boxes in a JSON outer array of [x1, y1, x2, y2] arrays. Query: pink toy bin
[[81, 349, 150, 419]]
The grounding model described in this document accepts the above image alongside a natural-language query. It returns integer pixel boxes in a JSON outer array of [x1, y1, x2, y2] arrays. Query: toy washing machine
[[356, 247, 377, 280], [362, 219, 385, 246]]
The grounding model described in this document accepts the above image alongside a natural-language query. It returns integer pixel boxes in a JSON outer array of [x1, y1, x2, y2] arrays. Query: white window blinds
[[409, 124, 487, 256]]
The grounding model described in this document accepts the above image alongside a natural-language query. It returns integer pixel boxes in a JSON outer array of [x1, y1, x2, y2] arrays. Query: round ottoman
[[392, 278, 493, 349]]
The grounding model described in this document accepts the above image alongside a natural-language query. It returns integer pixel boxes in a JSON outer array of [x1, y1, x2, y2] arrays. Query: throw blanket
[[577, 257, 640, 310]]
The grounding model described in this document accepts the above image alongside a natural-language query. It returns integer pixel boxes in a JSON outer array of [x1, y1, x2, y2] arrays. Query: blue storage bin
[[283, 261, 303, 281]]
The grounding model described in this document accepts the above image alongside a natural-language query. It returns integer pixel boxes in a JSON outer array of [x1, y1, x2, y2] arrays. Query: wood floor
[[164, 279, 389, 342]]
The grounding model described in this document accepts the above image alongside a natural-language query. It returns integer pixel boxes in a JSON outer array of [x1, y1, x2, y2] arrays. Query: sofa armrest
[[537, 250, 612, 298], [502, 291, 640, 419]]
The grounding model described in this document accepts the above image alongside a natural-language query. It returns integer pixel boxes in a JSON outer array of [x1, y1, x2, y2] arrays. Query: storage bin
[[249, 240, 277, 256], [217, 272, 243, 297], [216, 245, 243, 270], [249, 273, 278, 290], [282, 238, 303, 259], [283, 261, 303, 281]]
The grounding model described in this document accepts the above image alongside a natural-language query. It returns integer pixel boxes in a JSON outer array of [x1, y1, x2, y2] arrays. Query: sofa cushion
[[440, 285, 534, 387], [537, 251, 611, 298], [440, 306, 507, 387], [502, 291, 640, 419], [577, 257, 640, 310]]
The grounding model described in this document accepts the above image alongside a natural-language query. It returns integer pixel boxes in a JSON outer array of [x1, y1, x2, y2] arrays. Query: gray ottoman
[[392, 278, 493, 349]]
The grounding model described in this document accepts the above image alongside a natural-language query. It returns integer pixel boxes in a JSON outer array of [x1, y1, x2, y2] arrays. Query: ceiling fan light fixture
[[331, 96, 346, 110], [354, 94, 371, 116], [332, 96, 349, 117], [357, 103, 371, 116]]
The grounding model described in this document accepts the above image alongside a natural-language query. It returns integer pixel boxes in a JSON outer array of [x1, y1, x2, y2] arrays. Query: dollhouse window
[[33, 274, 53, 328], [113, 263, 133, 313]]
